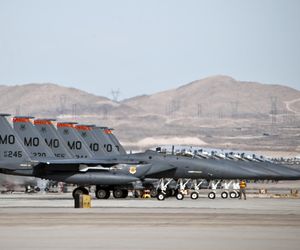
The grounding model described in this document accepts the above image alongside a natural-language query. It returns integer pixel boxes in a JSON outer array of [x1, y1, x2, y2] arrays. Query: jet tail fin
[[0, 114, 31, 163], [34, 119, 74, 159], [57, 122, 95, 158]]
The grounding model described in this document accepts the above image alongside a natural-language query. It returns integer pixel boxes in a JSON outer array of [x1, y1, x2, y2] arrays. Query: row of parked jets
[[157, 146, 268, 162], [0, 113, 300, 200]]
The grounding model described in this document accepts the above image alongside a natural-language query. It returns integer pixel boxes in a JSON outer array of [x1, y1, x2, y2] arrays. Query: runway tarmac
[[0, 194, 300, 250]]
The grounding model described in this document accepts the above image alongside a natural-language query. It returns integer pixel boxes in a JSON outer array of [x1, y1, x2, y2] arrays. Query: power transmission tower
[[166, 100, 180, 117], [111, 89, 120, 102]]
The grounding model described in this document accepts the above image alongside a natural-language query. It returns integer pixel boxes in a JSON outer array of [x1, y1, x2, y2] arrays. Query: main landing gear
[[95, 186, 129, 199], [73, 186, 129, 200]]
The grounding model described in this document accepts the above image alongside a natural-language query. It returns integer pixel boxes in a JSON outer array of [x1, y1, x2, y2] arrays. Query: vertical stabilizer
[[0, 114, 31, 162], [56, 122, 94, 158], [34, 119, 74, 159]]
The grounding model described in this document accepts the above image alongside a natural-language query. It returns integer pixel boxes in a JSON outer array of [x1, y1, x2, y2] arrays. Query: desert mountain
[[0, 83, 132, 117], [0, 76, 299, 156], [1, 76, 299, 118], [124, 75, 300, 117]]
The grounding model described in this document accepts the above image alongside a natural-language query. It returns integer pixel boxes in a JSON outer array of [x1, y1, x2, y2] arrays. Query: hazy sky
[[1, 0, 299, 99]]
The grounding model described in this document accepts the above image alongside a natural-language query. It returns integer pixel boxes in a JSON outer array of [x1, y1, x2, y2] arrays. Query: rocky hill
[[1, 76, 299, 156], [123, 75, 300, 118], [0, 83, 120, 116], [1, 76, 299, 118]]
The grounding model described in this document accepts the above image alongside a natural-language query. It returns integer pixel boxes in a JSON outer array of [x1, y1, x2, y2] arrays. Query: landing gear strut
[[156, 178, 173, 201], [190, 179, 204, 200], [175, 179, 191, 200], [208, 180, 220, 199]]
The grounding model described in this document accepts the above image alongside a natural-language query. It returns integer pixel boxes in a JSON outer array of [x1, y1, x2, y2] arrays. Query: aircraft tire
[[208, 192, 216, 199], [72, 186, 89, 199], [157, 193, 165, 201], [221, 191, 228, 199], [113, 189, 124, 199], [229, 191, 236, 198], [95, 189, 110, 199], [190, 192, 199, 200], [176, 192, 184, 200]]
